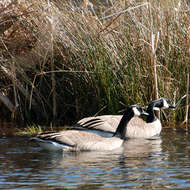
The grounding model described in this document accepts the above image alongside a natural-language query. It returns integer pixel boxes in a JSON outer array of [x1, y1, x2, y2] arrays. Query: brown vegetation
[[0, 0, 189, 127]]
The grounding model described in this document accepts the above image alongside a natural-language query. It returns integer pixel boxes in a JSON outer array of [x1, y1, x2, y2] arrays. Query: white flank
[[33, 138, 71, 151]]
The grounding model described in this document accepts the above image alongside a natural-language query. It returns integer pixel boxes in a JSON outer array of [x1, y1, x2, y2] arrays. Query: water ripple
[[0, 131, 190, 189]]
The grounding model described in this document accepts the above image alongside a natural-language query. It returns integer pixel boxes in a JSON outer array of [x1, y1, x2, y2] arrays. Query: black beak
[[169, 104, 176, 109]]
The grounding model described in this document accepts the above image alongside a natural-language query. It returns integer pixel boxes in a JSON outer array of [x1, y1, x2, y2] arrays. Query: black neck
[[113, 109, 134, 139], [146, 102, 158, 123]]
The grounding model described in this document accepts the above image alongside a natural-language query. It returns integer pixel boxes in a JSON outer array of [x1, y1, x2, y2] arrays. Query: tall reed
[[0, 0, 189, 126]]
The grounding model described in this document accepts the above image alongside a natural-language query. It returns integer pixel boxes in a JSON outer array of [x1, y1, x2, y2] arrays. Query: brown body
[[34, 130, 124, 151]]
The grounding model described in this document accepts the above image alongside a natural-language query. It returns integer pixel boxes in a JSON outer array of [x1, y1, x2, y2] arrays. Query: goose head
[[146, 97, 175, 123], [150, 98, 175, 111], [130, 104, 149, 117]]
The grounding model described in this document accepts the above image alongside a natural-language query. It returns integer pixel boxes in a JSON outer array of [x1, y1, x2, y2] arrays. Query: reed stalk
[[151, 32, 160, 118], [183, 72, 189, 129]]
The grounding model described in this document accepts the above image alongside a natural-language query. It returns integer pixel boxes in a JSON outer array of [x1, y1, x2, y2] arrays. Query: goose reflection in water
[[54, 137, 162, 167], [123, 137, 162, 157]]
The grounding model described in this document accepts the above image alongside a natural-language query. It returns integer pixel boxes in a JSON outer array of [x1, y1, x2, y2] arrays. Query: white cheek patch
[[132, 107, 141, 116], [163, 99, 169, 109], [153, 107, 160, 111]]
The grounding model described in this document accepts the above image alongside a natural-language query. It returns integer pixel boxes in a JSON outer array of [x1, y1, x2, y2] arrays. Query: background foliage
[[0, 0, 189, 126]]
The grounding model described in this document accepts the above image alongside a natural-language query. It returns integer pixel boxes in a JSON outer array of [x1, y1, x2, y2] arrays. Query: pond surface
[[0, 128, 190, 189]]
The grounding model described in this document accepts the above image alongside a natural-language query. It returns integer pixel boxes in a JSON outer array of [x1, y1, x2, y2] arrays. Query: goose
[[30, 105, 148, 152], [73, 98, 176, 139]]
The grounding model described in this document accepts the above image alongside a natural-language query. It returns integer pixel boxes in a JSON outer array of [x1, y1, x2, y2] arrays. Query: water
[[0, 129, 190, 189]]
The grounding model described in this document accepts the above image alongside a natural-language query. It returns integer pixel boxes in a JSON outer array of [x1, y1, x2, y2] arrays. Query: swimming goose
[[74, 98, 176, 139], [30, 105, 148, 152]]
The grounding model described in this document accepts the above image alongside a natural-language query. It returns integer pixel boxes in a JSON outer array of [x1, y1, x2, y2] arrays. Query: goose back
[[77, 115, 122, 132], [32, 131, 123, 151]]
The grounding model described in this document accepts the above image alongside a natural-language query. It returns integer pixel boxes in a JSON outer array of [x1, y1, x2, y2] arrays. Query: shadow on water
[[1, 129, 190, 189]]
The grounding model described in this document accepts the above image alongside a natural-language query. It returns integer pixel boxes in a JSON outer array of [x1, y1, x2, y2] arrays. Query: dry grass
[[0, 0, 189, 126]]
